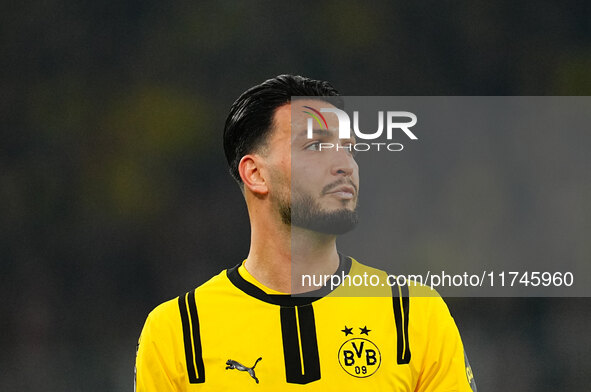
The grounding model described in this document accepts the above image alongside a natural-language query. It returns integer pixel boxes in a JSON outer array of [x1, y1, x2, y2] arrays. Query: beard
[[278, 191, 359, 235]]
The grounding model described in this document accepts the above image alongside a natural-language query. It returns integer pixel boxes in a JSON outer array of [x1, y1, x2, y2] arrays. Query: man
[[135, 75, 477, 391]]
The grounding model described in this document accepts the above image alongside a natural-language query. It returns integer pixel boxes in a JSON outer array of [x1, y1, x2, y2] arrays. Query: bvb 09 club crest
[[338, 327, 381, 378]]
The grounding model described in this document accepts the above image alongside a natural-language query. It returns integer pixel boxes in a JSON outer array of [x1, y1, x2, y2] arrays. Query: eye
[[304, 142, 322, 151]]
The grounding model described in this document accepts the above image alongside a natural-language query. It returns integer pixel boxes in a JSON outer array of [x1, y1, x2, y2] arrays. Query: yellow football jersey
[[135, 255, 477, 391]]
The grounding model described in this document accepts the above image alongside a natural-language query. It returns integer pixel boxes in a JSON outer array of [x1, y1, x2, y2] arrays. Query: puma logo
[[226, 357, 262, 383]]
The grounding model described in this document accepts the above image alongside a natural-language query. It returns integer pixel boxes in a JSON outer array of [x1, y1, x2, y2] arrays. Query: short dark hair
[[223, 74, 340, 185]]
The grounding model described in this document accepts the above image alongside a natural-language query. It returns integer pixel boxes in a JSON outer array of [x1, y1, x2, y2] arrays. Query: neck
[[244, 214, 340, 294]]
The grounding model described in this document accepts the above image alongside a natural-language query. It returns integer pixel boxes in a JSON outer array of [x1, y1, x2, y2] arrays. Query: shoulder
[[346, 257, 454, 320], [142, 269, 233, 331], [141, 296, 179, 336]]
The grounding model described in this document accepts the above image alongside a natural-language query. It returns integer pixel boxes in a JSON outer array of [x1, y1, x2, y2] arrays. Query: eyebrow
[[295, 128, 357, 145], [304, 128, 333, 138]]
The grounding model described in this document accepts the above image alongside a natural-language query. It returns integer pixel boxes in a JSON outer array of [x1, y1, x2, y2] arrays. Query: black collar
[[226, 253, 353, 307]]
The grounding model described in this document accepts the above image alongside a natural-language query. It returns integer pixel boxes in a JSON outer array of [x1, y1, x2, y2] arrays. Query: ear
[[238, 154, 269, 196]]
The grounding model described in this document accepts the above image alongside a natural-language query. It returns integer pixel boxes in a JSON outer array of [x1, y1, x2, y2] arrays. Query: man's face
[[267, 99, 359, 234]]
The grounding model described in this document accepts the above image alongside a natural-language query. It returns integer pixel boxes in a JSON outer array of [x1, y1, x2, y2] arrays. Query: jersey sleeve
[[135, 302, 182, 392], [414, 296, 477, 392]]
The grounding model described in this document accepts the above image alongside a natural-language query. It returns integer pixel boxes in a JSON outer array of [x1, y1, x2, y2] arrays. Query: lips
[[326, 185, 356, 199]]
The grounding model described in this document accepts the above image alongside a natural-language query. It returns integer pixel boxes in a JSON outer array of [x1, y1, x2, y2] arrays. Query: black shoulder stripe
[[178, 291, 205, 383], [391, 282, 411, 364], [178, 293, 197, 382], [280, 304, 321, 384], [186, 290, 206, 383]]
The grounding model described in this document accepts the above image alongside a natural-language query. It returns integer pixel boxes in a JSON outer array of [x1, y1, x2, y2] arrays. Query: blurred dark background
[[1, 1, 590, 390]]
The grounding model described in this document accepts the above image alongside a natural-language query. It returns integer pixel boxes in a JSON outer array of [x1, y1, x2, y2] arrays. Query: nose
[[330, 147, 357, 177]]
